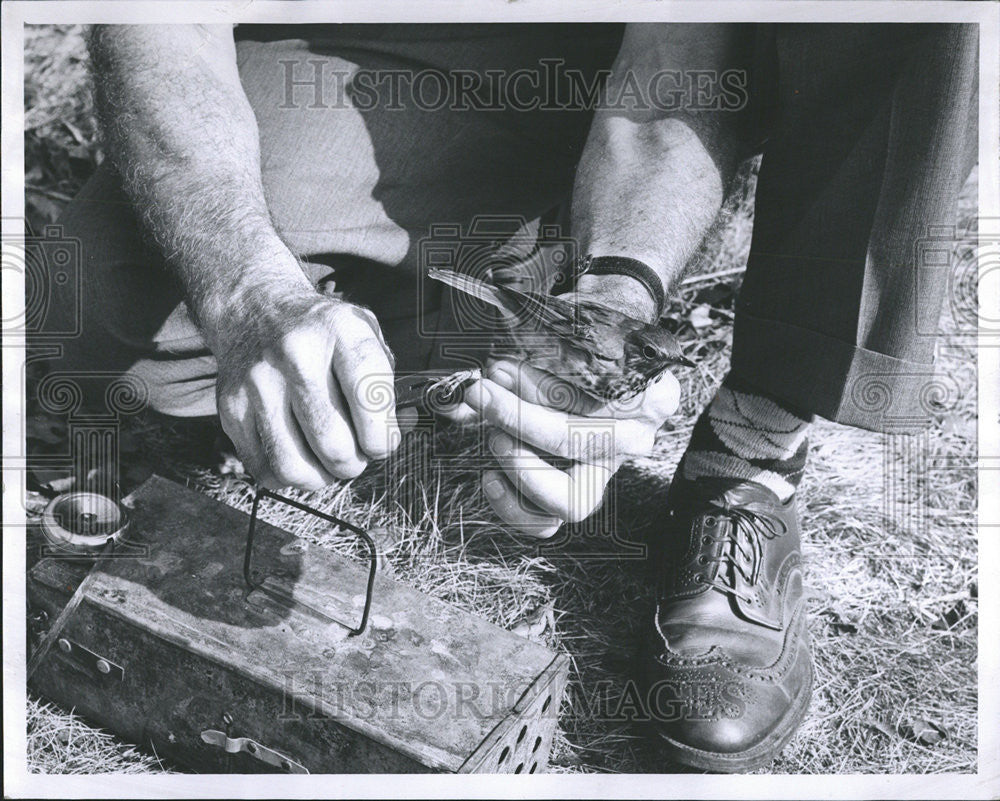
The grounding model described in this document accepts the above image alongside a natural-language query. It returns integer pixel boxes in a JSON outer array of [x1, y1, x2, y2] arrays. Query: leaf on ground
[[511, 600, 555, 640], [694, 283, 735, 308], [930, 599, 972, 631], [820, 608, 858, 635], [863, 717, 897, 739], [940, 412, 976, 439], [687, 304, 714, 330], [26, 193, 66, 224], [897, 717, 947, 746]]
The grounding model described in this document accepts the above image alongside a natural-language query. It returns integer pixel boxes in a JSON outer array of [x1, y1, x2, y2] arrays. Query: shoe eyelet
[[697, 556, 708, 565], [702, 536, 710, 544], [704, 516, 717, 527], [694, 575, 703, 583]]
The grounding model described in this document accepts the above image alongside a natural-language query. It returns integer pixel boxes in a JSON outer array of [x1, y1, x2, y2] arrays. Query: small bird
[[429, 268, 693, 403]]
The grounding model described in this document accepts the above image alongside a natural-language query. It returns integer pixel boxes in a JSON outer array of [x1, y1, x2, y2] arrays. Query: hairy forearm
[[88, 25, 309, 348], [574, 115, 737, 281], [571, 24, 751, 320]]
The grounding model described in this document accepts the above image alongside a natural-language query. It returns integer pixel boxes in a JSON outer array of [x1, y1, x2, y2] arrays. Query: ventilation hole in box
[[532, 735, 542, 753], [541, 695, 552, 713], [498, 746, 510, 765], [514, 763, 524, 774], [529, 763, 538, 774], [517, 725, 527, 744]]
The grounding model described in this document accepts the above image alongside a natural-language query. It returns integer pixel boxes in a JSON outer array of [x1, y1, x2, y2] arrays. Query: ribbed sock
[[678, 376, 812, 502]]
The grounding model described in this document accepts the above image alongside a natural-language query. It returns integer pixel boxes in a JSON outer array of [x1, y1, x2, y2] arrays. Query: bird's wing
[[428, 269, 630, 361], [427, 268, 521, 317], [519, 293, 632, 361]]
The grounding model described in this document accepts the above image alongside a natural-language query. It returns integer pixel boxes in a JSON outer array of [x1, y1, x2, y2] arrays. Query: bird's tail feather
[[427, 268, 516, 315]]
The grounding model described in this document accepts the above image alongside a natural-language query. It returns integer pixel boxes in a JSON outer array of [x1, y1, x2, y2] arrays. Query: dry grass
[[27, 697, 173, 774], [23, 25, 978, 774]]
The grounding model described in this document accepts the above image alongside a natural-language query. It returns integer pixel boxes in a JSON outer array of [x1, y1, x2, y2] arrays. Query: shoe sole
[[656, 662, 814, 773]]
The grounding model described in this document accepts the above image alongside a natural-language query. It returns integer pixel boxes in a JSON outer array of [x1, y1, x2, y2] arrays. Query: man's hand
[[214, 283, 399, 491], [465, 357, 680, 538]]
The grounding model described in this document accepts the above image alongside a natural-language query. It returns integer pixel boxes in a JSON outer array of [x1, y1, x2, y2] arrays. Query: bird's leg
[[424, 368, 481, 410]]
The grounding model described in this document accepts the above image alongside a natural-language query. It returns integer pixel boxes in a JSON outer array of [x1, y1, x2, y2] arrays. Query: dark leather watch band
[[577, 255, 666, 318]]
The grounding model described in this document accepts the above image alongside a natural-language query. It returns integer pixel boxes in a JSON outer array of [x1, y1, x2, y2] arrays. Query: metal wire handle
[[243, 487, 377, 636]]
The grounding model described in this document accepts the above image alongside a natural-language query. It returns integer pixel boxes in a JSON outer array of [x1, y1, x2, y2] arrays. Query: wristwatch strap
[[576, 255, 666, 318]]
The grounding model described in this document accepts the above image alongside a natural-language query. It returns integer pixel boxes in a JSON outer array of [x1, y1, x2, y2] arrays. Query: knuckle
[[247, 359, 281, 389], [310, 419, 362, 461], [276, 328, 315, 362], [217, 392, 248, 425], [341, 336, 385, 372], [330, 306, 374, 341], [363, 440, 395, 461]]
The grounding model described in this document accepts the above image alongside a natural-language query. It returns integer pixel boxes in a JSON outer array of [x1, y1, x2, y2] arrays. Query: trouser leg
[[730, 23, 978, 432]]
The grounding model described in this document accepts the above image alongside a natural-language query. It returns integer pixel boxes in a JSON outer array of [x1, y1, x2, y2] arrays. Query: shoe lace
[[698, 505, 787, 601]]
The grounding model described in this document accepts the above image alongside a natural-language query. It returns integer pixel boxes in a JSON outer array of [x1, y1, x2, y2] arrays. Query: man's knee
[[34, 164, 215, 419]]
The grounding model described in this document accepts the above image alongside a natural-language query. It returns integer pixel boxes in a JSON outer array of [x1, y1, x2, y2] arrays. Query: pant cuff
[[729, 310, 954, 433]]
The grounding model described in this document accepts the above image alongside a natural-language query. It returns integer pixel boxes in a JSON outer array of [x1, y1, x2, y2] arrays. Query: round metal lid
[[40, 492, 128, 556]]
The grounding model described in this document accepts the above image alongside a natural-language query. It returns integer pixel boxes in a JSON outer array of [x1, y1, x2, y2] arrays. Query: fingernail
[[484, 476, 505, 500], [489, 431, 513, 457]]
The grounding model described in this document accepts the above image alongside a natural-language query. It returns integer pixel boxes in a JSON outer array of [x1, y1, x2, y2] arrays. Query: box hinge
[[54, 638, 125, 682], [200, 730, 309, 774]]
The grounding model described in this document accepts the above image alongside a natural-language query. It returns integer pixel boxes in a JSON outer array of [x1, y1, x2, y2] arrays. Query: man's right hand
[[88, 26, 403, 490], [212, 284, 400, 491]]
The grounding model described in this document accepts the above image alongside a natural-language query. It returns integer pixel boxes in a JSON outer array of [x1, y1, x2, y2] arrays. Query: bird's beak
[[676, 355, 696, 368]]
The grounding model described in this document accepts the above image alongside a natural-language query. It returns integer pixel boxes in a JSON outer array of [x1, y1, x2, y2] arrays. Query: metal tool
[[40, 491, 129, 559], [392, 368, 480, 414]]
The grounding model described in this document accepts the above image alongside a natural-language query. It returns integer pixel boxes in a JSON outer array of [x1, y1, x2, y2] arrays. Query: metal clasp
[[200, 729, 309, 774], [243, 487, 377, 636], [53, 637, 124, 681]]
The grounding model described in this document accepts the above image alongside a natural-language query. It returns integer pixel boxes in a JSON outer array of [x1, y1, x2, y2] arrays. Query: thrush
[[429, 268, 693, 403]]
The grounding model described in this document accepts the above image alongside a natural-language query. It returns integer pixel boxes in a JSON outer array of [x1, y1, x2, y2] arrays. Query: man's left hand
[[463, 358, 681, 538]]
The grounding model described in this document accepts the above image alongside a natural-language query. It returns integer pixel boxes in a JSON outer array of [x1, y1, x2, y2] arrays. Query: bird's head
[[625, 324, 695, 378]]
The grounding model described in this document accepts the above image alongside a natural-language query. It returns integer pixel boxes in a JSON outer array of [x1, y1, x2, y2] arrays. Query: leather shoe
[[643, 477, 813, 772]]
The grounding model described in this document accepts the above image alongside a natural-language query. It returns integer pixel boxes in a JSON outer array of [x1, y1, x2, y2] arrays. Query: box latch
[[200, 729, 309, 774]]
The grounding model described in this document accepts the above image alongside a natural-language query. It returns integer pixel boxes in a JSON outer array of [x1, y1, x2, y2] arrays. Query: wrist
[[192, 248, 315, 349], [570, 273, 660, 323]]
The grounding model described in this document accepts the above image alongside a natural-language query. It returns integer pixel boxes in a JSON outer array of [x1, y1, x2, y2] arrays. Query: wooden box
[[27, 476, 568, 774]]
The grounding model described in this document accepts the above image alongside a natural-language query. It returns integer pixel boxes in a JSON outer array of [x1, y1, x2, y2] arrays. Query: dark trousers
[[38, 23, 977, 432], [732, 24, 978, 431]]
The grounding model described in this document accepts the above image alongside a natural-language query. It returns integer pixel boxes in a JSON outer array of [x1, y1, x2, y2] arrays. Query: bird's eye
[[642, 344, 661, 360]]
